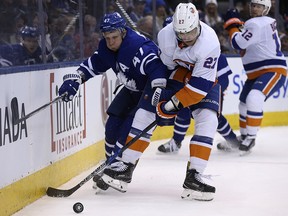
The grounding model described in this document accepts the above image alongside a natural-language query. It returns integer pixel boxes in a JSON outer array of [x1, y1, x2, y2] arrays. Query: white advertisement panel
[[0, 67, 117, 188]]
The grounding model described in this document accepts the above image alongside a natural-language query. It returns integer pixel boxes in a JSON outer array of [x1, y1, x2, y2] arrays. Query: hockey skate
[[93, 177, 110, 194], [239, 135, 256, 156], [158, 139, 182, 153], [181, 169, 215, 201], [102, 161, 135, 193], [216, 135, 244, 152]]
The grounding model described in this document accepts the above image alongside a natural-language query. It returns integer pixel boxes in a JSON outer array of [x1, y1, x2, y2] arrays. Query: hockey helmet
[[100, 12, 126, 33], [173, 3, 200, 42], [250, 0, 271, 15], [20, 26, 39, 39]]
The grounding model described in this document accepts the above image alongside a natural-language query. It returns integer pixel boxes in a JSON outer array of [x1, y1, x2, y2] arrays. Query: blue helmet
[[100, 12, 126, 32], [20, 26, 39, 39]]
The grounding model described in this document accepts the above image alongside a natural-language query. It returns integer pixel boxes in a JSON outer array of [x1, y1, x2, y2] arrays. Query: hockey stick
[[46, 120, 157, 197], [11, 94, 66, 125], [114, 0, 152, 38]]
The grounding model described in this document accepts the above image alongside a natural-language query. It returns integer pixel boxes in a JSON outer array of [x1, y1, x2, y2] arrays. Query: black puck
[[73, 202, 84, 213]]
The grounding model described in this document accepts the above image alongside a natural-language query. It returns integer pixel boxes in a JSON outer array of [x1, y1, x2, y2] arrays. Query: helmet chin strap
[[120, 28, 127, 39], [262, 7, 269, 16]]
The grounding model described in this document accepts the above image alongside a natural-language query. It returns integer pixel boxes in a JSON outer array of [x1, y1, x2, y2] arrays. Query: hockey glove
[[151, 87, 175, 107], [58, 73, 82, 102], [156, 95, 182, 119], [223, 8, 244, 30]]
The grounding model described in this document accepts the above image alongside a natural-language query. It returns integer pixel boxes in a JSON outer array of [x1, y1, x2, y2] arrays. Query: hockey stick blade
[[47, 162, 107, 197], [46, 120, 157, 197], [13, 94, 65, 125]]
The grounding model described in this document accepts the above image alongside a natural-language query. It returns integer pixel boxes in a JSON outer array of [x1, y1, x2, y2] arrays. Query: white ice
[[13, 126, 288, 216]]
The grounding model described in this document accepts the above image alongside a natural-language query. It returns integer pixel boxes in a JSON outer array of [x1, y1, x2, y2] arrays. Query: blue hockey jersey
[[78, 28, 167, 92]]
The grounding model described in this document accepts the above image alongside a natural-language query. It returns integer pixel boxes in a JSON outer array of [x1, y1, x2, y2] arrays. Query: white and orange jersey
[[157, 21, 221, 107], [230, 16, 287, 80]]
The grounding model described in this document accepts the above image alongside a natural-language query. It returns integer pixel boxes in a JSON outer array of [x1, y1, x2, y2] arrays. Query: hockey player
[[219, 0, 287, 155], [158, 53, 239, 153], [101, 3, 221, 201], [58, 12, 167, 190], [0, 26, 46, 66]]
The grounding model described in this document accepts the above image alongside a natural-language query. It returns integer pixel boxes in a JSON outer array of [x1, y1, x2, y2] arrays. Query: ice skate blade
[[92, 182, 106, 194], [239, 150, 252, 156], [181, 189, 214, 201], [92, 182, 97, 190], [94, 187, 106, 194], [102, 174, 128, 193], [217, 143, 239, 152], [216, 143, 233, 152], [156, 150, 179, 155]]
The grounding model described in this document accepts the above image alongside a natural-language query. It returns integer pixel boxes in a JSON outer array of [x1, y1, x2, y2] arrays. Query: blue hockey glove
[[151, 87, 175, 106], [223, 8, 244, 30], [58, 73, 82, 102]]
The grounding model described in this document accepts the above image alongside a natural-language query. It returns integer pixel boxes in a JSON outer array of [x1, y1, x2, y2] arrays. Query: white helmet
[[173, 3, 200, 34], [251, 0, 271, 15]]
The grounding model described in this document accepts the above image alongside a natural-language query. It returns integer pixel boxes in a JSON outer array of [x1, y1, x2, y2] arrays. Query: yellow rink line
[[1, 111, 287, 216]]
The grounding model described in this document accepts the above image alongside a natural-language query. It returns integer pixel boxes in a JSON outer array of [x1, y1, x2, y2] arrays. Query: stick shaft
[[14, 95, 63, 124], [46, 120, 157, 197], [114, 0, 152, 38]]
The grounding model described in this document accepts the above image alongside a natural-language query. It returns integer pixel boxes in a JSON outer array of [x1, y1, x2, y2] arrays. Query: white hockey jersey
[[157, 21, 221, 107], [230, 16, 287, 80]]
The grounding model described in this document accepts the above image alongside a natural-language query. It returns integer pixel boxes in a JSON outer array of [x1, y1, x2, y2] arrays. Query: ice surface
[[13, 126, 288, 216]]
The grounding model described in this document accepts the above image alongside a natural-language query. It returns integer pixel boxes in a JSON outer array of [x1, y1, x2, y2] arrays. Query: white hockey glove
[[151, 87, 175, 107]]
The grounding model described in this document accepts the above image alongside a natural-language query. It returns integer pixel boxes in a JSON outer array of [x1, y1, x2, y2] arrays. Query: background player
[[158, 53, 240, 153], [219, 0, 287, 155], [0, 26, 52, 66]]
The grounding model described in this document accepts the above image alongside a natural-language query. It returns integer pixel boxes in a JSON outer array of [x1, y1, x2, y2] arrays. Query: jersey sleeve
[[157, 25, 178, 70], [77, 40, 111, 81], [175, 49, 219, 107], [133, 42, 168, 88], [231, 21, 259, 50]]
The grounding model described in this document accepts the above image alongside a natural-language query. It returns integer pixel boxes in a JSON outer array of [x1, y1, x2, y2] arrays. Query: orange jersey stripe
[[190, 144, 212, 161], [172, 67, 192, 84], [127, 136, 149, 153], [246, 117, 262, 127], [175, 86, 205, 107], [247, 68, 287, 80], [239, 119, 246, 128], [262, 73, 281, 95]]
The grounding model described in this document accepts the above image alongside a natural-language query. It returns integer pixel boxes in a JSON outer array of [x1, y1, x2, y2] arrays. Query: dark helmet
[[20, 26, 39, 39], [100, 12, 126, 33]]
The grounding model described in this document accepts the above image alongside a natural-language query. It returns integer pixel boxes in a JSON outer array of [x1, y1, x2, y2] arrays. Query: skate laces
[[164, 139, 180, 151], [108, 161, 129, 172], [195, 172, 213, 184]]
